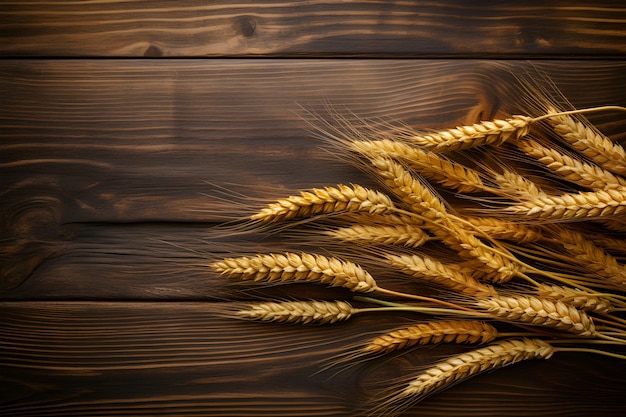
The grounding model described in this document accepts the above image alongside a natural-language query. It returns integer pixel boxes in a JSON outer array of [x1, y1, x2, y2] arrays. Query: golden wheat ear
[[235, 300, 354, 324], [463, 216, 543, 243], [386, 253, 496, 297], [326, 223, 430, 248], [476, 294, 596, 337], [351, 139, 486, 193], [369, 338, 554, 417], [362, 320, 499, 354], [546, 106, 626, 176], [516, 137, 626, 190], [211, 252, 379, 293], [401, 106, 626, 154], [250, 183, 396, 223], [504, 187, 626, 221], [367, 155, 523, 282], [535, 284, 614, 313], [406, 115, 533, 152]]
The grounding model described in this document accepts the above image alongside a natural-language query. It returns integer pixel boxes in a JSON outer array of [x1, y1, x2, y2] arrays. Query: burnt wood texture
[[1, 1, 626, 57], [2, 1, 626, 416]]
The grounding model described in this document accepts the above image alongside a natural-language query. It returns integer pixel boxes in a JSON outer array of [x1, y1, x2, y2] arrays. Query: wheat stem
[[355, 306, 487, 317], [374, 287, 477, 313], [532, 106, 626, 122], [554, 347, 626, 361], [595, 333, 626, 344]]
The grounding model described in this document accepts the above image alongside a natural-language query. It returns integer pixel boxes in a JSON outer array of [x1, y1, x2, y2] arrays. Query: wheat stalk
[[326, 224, 429, 247], [341, 212, 424, 227], [547, 108, 626, 176], [407, 115, 533, 152], [216, 101, 626, 414], [587, 232, 626, 255], [363, 320, 498, 354], [517, 138, 626, 190], [445, 222, 522, 283], [463, 216, 543, 243], [536, 284, 613, 313], [352, 139, 485, 193], [370, 156, 521, 282], [212, 252, 378, 293], [505, 187, 626, 220], [493, 169, 546, 199], [476, 295, 596, 336], [250, 183, 395, 222], [236, 300, 354, 324], [598, 218, 626, 233], [556, 227, 626, 288], [367, 155, 449, 219], [386, 253, 497, 297], [377, 338, 554, 416]]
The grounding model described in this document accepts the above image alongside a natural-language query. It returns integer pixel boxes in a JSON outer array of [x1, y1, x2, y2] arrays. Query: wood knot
[[0, 180, 76, 292], [144, 44, 163, 57], [234, 15, 256, 38]]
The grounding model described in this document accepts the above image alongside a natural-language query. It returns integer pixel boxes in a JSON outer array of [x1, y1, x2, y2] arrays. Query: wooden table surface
[[2, 2, 626, 416]]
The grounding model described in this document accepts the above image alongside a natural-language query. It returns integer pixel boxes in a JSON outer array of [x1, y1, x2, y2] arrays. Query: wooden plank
[[2, 60, 625, 222], [1, 1, 626, 57], [1, 302, 625, 417], [2, 59, 626, 298]]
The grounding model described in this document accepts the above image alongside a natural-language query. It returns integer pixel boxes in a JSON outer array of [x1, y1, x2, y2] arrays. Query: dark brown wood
[[1, 1, 626, 57], [2, 302, 625, 417], [2, 60, 625, 299], [2, 2, 626, 414]]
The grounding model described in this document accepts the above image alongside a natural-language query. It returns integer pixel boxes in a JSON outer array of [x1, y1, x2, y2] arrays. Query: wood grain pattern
[[2, 302, 625, 417], [2, 56, 626, 415], [2, 60, 625, 298], [3, 0, 626, 414], [2, 1, 626, 57]]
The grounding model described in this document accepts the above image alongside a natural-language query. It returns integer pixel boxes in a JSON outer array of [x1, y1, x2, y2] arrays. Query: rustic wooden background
[[2, 2, 626, 416]]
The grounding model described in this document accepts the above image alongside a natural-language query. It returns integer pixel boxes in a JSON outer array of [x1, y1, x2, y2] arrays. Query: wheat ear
[[370, 156, 520, 282], [211, 252, 378, 293], [326, 224, 429, 248], [536, 284, 614, 313], [476, 295, 596, 336], [492, 169, 546, 199], [340, 212, 424, 226], [556, 227, 626, 288], [587, 232, 626, 255], [505, 187, 626, 220], [250, 183, 395, 222], [236, 300, 354, 324], [386, 254, 496, 297], [446, 222, 522, 283], [547, 108, 626, 176], [407, 115, 533, 152], [363, 320, 498, 354], [517, 138, 626, 190], [598, 218, 626, 233], [351, 139, 485, 193], [463, 216, 543, 243], [367, 155, 449, 219], [377, 338, 554, 416]]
